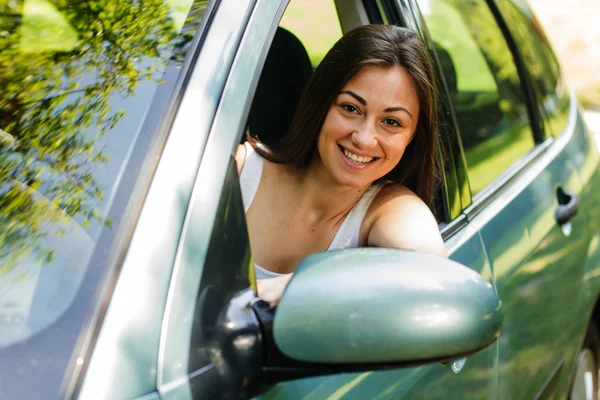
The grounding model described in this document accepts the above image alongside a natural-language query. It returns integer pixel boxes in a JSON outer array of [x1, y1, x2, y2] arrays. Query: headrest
[[247, 27, 313, 145]]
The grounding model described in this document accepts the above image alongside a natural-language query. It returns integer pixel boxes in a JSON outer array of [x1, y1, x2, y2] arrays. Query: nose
[[351, 121, 377, 150]]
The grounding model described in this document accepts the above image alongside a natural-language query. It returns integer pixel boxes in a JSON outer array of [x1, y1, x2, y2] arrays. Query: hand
[[256, 273, 293, 307]]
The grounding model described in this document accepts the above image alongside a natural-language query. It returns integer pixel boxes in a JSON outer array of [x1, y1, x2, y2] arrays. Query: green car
[[1, 0, 599, 399]]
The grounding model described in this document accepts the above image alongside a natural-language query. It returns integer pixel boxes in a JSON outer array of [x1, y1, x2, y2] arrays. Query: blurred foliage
[[0, 0, 204, 272], [578, 86, 600, 110], [279, 0, 342, 67]]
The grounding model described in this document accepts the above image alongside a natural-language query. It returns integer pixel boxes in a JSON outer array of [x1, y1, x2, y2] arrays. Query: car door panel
[[466, 95, 590, 398]]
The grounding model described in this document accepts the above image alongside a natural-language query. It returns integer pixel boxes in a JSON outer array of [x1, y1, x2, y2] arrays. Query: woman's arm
[[234, 143, 246, 175], [367, 186, 447, 257], [255, 187, 446, 307]]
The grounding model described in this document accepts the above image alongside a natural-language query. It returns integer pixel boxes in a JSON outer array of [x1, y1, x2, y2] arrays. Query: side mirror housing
[[272, 248, 502, 367]]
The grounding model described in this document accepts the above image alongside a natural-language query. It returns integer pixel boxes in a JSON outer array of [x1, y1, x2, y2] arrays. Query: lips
[[338, 145, 378, 165]]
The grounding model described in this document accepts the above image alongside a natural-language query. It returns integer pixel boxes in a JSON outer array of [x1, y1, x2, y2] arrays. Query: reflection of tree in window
[[495, 1, 570, 137], [447, 0, 527, 125], [420, 0, 535, 195], [0, 0, 205, 272]]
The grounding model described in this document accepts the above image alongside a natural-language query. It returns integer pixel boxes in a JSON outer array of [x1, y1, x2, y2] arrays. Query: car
[[0, 0, 599, 399]]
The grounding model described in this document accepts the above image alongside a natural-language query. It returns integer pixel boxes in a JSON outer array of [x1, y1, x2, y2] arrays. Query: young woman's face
[[316, 65, 420, 189]]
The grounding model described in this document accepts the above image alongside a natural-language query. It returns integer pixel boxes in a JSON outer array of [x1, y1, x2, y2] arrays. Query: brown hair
[[250, 24, 440, 206]]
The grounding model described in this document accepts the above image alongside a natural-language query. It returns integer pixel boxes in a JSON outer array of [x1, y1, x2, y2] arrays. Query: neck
[[282, 160, 370, 225]]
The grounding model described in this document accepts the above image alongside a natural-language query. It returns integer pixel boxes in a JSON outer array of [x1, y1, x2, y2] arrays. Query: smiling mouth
[[338, 145, 378, 164]]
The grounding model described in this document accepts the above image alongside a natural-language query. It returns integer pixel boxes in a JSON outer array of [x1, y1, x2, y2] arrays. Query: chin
[[333, 171, 376, 189]]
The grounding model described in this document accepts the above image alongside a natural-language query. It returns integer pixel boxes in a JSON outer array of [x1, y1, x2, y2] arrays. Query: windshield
[[0, 0, 210, 395]]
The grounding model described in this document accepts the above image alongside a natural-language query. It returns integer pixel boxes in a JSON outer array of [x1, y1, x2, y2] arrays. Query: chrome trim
[[440, 213, 467, 241], [398, 0, 420, 31], [78, 1, 257, 398], [466, 90, 578, 228], [157, 0, 286, 390], [465, 137, 554, 220]]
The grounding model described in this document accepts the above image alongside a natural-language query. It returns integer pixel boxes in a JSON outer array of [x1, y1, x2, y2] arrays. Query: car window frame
[[156, 0, 286, 395], [398, 0, 466, 236]]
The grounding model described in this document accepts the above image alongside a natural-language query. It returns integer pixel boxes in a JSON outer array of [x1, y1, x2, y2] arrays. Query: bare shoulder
[[366, 183, 447, 258], [366, 184, 429, 222], [235, 143, 247, 175]]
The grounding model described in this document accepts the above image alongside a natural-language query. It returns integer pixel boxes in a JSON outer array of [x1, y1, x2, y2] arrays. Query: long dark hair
[[250, 25, 440, 206]]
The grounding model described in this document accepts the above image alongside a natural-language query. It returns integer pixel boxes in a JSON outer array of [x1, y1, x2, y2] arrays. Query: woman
[[236, 25, 446, 305]]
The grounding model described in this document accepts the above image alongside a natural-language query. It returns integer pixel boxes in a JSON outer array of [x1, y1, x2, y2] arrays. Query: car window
[[418, 0, 535, 196], [493, 0, 570, 138], [246, 1, 344, 147], [279, 0, 343, 67], [0, 0, 211, 388], [254, 2, 450, 221]]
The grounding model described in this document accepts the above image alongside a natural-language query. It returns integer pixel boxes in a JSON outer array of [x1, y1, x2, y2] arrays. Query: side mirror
[[266, 248, 502, 372]]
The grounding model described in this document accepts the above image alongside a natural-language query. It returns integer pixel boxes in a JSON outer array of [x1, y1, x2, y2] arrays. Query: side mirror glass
[[273, 248, 503, 366]]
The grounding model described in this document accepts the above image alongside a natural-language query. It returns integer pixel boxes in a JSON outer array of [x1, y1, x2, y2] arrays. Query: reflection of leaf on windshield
[[19, 0, 79, 53], [0, 0, 182, 272]]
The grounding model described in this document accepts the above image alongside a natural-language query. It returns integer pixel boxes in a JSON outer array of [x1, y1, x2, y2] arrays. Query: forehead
[[342, 65, 419, 111]]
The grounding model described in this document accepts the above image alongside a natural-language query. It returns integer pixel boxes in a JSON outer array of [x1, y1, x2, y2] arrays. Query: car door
[[420, 0, 591, 398]]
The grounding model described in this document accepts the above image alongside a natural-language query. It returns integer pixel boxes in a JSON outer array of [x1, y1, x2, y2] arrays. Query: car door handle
[[555, 187, 579, 225]]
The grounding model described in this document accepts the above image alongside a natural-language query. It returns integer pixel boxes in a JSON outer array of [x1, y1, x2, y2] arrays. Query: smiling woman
[[238, 24, 446, 305]]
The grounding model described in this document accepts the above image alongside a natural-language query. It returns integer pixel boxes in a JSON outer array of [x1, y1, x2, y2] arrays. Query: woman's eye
[[342, 104, 359, 114], [384, 118, 402, 128]]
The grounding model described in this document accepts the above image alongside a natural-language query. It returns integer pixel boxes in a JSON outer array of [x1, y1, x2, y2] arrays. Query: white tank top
[[240, 142, 388, 279]]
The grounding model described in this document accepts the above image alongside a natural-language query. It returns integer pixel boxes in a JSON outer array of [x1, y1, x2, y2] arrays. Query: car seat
[[246, 27, 313, 145]]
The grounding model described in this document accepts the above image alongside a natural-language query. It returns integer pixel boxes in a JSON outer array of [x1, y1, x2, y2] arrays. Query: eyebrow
[[339, 90, 413, 119], [340, 90, 366, 105]]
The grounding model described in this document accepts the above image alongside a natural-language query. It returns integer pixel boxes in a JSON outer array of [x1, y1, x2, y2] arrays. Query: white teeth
[[343, 148, 374, 164]]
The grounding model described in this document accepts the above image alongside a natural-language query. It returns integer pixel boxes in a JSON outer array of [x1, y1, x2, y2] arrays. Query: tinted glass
[[0, 0, 210, 395], [418, 0, 535, 195], [494, 0, 570, 138]]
